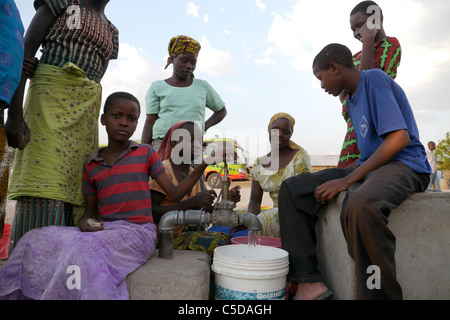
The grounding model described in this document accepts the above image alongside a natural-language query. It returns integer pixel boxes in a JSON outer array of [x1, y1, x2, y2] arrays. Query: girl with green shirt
[[141, 35, 227, 150]]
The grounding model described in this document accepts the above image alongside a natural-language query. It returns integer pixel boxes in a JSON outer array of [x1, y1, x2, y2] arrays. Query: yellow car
[[202, 138, 251, 188]]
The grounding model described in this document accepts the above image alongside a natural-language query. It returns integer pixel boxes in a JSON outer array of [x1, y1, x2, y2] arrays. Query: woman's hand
[[229, 185, 241, 203], [190, 190, 217, 209]]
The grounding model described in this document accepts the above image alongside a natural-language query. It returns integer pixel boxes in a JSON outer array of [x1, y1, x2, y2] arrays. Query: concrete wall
[[316, 191, 450, 300], [126, 250, 212, 300]]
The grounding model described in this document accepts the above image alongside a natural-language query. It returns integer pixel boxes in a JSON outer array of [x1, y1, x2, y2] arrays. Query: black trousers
[[279, 162, 429, 300]]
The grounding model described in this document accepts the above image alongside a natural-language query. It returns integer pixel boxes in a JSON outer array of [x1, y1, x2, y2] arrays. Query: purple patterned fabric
[[0, 220, 157, 300]]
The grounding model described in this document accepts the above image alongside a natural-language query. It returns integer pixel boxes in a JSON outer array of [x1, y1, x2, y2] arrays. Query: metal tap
[[158, 154, 261, 259]]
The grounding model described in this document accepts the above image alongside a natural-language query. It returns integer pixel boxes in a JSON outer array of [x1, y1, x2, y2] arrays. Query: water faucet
[[158, 157, 261, 259]]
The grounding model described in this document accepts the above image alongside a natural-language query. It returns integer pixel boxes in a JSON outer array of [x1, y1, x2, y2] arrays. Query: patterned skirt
[[7, 62, 102, 249], [0, 221, 157, 300], [8, 63, 102, 210]]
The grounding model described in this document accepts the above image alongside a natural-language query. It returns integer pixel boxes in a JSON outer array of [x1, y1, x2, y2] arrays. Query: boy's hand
[[359, 22, 377, 44], [314, 178, 350, 204], [78, 217, 104, 232]]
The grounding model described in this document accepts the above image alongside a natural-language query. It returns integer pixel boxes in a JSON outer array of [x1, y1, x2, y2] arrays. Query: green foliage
[[435, 132, 450, 170]]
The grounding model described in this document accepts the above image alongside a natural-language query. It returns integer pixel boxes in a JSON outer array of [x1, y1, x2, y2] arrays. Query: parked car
[[202, 138, 251, 189]]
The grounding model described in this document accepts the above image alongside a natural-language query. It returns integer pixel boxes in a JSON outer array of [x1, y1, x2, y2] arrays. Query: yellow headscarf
[[164, 35, 201, 70], [268, 112, 302, 150]]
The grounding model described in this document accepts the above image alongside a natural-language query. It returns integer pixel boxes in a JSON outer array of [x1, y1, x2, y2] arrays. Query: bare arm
[[151, 189, 217, 223], [6, 5, 55, 149], [141, 114, 158, 145], [205, 107, 227, 132], [155, 161, 210, 203], [78, 194, 104, 232], [315, 130, 410, 203], [247, 180, 264, 215], [358, 23, 377, 71]]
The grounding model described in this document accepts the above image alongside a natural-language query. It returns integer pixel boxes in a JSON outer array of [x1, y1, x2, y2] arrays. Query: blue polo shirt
[[347, 69, 431, 174]]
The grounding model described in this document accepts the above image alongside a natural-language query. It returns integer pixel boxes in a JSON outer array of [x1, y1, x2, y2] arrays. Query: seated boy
[[279, 43, 431, 300], [0, 92, 227, 300]]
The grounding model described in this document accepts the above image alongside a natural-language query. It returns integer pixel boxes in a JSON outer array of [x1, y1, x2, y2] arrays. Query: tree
[[435, 132, 450, 170]]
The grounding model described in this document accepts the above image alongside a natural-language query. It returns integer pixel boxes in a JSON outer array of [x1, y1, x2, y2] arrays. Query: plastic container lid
[[231, 236, 282, 248]]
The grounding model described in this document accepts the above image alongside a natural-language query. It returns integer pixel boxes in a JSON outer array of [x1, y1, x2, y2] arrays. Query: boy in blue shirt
[[279, 43, 430, 300]]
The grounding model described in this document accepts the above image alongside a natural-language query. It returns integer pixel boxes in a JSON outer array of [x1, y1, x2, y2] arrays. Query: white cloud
[[255, 0, 266, 12], [204, 14, 209, 23], [186, 2, 200, 18], [197, 36, 237, 76], [266, 1, 351, 71], [100, 43, 170, 143], [254, 47, 276, 64]]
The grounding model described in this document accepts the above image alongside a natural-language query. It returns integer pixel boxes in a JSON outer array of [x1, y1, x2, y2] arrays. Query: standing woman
[[6, 0, 119, 252], [141, 35, 227, 150]]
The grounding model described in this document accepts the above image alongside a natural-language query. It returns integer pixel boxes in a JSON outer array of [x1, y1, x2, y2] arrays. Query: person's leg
[[340, 162, 429, 300], [279, 168, 353, 299], [9, 197, 73, 254], [0, 107, 9, 239], [435, 171, 441, 190], [429, 172, 436, 189]]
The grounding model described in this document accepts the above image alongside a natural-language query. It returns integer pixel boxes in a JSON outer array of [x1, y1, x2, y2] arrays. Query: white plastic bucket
[[211, 244, 289, 300]]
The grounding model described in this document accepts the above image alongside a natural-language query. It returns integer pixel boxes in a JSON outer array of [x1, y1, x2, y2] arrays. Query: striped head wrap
[[165, 35, 201, 70]]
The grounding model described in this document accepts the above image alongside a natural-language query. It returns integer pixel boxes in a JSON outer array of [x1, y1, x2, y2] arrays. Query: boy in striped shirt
[[0, 91, 225, 300], [80, 92, 215, 230]]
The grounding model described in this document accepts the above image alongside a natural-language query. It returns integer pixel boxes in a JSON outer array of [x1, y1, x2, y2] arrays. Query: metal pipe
[[159, 210, 211, 259], [238, 212, 261, 232], [158, 144, 261, 259], [158, 209, 261, 259]]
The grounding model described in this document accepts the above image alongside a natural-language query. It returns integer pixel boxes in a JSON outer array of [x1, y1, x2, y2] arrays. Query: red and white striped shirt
[[83, 141, 165, 224]]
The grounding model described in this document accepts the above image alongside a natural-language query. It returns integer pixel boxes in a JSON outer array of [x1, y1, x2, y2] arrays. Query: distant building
[[310, 155, 340, 172]]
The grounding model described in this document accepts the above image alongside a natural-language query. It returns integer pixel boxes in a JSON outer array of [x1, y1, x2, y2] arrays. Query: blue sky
[[15, 0, 450, 163]]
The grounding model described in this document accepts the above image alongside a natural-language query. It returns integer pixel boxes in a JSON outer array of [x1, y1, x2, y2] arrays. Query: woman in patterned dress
[[6, 0, 119, 253], [246, 113, 313, 238]]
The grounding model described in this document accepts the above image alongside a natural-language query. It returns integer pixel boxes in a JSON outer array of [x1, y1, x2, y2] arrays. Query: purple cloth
[[0, 220, 157, 300]]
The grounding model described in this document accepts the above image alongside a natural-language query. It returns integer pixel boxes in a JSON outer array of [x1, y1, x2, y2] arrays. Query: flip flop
[[293, 290, 334, 300], [316, 290, 334, 300]]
